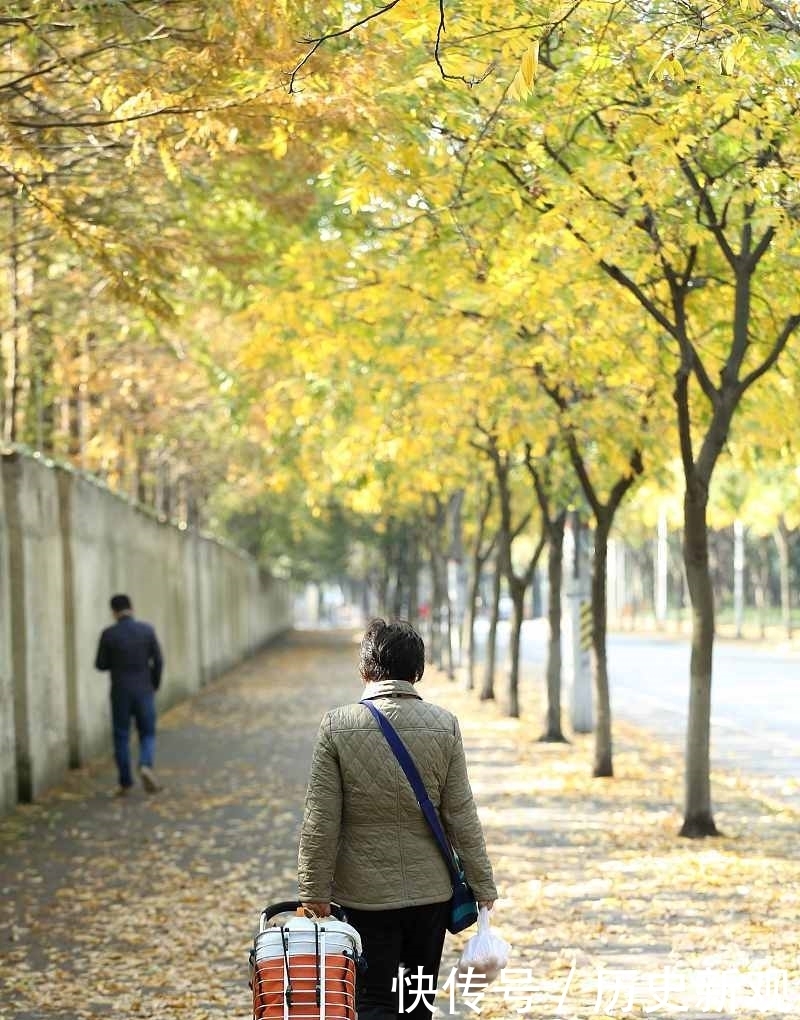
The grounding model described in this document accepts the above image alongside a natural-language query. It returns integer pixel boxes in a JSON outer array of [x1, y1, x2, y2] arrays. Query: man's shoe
[[139, 765, 162, 794], [112, 785, 131, 798]]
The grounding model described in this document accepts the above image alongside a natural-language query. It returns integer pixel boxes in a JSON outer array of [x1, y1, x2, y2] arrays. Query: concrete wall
[[0, 450, 291, 810], [0, 469, 15, 813], [2, 455, 70, 801]]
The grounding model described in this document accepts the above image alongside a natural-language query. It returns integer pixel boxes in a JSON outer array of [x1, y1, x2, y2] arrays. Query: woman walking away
[[298, 618, 497, 1020]]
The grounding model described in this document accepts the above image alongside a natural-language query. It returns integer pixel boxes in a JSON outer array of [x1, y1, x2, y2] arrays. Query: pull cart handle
[[260, 900, 347, 924]]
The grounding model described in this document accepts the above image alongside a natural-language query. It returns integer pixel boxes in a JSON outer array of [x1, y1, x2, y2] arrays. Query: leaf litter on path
[[0, 630, 797, 1019]]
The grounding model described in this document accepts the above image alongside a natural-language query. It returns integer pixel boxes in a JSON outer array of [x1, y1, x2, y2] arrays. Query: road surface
[[474, 619, 800, 809]]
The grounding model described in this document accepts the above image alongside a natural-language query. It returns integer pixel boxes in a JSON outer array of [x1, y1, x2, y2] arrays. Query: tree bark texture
[[542, 512, 567, 742], [464, 484, 495, 692], [591, 514, 613, 777], [481, 553, 501, 701], [564, 431, 642, 777], [465, 558, 480, 691], [508, 584, 525, 718], [680, 482, 719, 837], [429, 541, 444, 668], [774, 518, 793, 640], [445, 590, 455, 680], [753, 537, 770, 640], [4, 199, 22, 445], [407, 530, 420, 624]]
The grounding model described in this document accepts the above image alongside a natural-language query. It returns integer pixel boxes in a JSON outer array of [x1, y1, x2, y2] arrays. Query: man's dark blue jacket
[[95, 615, 164, 692]]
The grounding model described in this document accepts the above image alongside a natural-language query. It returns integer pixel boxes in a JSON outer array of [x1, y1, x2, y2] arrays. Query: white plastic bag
[[456, 907, 510, 984]]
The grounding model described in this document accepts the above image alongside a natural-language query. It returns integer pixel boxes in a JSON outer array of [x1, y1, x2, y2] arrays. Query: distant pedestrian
[[298, 618, 497, 1020], [95, 594, 164, 796]]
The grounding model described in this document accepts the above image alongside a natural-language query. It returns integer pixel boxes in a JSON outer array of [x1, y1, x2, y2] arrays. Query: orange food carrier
[[249, 901, 362, 1020]]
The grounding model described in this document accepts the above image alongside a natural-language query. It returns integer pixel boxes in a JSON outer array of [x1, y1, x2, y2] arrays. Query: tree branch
[[524, 443, 551, 523], [749, 225, 776, 270], [435, 0, 494, 87], [678, 157, 737, 269], [607, 448, 644, 517], [688, 340, 718, 405], [679, 245, 698, 288], [474, 480, 497, 563], [288, 0, 403, 92], [597, 258, 679, 339], [523, 531, 547, 585], [673, 365, 695, 477], [661, 259, 718, 404], [563, 430, 603, 520], [453, 89, 509, 205], [738, 313, 800, 395], [542, 138, 627, 217], [511, 510, 533, 543], [760, 0, 800, 34], [6, 90, 269, 130]]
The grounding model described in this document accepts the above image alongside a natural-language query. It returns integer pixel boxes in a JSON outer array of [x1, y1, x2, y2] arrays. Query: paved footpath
[[1, 630, 798, 1020]]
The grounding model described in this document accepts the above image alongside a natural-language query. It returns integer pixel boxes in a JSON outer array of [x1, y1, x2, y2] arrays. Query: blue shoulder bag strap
[[361, 699, 459, 881]]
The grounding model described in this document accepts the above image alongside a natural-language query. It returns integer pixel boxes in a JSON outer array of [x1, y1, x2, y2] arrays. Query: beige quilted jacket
[[297, 678, 498, 910]]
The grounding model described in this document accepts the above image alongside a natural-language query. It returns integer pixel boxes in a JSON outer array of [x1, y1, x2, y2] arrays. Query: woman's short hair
[[359, 618, 425, 684]]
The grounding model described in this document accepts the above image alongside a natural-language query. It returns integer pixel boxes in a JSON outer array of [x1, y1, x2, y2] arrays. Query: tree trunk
[[448, 491, 466, 672], [377, 564, 390, 616], [445, 576, 456, 680], [162, 462, 174, 519], [481, 552, 501, 700], [114, 428, 127, 492], [186, 488, 201, 530], [19, 258, 43, 450], [465, 482, 495, 691], [592, 515, 614, 777], [136, 443, 148, 504], [390, 521, 411, 618], [774, 518, 793, 640], [561, 432, 643, 777], [391, 558, 404, 619], [541, 512, 567, 742], [507, 582, 525, 718], [33, 322, 56, 455], [407, 529, 420, 624], [379, 524, 394, 616], [655, 509, 669, 628], [430, 538, 445, 669], [680, 482, 719, 837], [64, 332, 91, 468], [464, 552, 481, 691], [4, 199, 22, 445], [753, 537, 769, 640], [733, 519, 745, 638]]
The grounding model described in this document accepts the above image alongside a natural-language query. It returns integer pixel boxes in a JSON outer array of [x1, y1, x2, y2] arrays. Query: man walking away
[[95, 594, 164, 796]]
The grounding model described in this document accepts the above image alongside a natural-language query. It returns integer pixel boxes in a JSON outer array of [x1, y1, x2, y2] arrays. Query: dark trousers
[[110, 686, 156, 787], [344, 901, 449, 1020]]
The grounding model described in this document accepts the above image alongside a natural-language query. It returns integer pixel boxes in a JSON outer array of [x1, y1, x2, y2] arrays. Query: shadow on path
[[0, 630, 360, 1020], [1, 628, 798, 1019]]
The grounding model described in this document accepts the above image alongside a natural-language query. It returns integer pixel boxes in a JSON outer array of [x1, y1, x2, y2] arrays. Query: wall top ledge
[[1, 443, 280, 574]]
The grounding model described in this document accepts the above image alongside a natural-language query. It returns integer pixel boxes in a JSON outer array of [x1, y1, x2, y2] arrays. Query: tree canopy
[[1, 0, 798, 829]]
